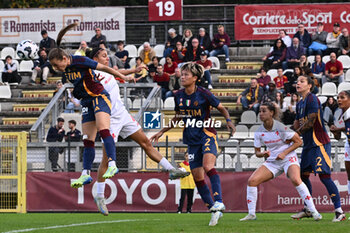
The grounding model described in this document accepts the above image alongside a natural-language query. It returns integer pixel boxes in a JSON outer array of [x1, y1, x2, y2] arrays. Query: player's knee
[[290, 176, 302, 186], [248, 176, 259, 186], [203, 164, 213, 173]]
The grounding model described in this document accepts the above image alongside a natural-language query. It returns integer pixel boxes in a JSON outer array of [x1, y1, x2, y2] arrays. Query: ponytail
[[48, 23, 77, 61]]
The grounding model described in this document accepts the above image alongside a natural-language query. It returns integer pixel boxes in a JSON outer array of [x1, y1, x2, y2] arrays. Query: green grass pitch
[[0, 213, 349, 233]]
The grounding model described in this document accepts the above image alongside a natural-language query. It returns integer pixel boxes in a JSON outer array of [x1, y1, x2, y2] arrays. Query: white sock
[[335, 207, 343, 213], [247, 186, 257, 216], [96, 182, 106, 198], [347, 180, 350, 195], [81, 169, 90, 176], [296, 183, 317, 213], [159, 158, 175, 171], [108, 160, 116, 167]]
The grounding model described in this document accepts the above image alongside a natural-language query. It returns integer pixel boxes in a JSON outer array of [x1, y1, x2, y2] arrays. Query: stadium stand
[[1, 47, 15, 59], [154, 44, 165, 57], [321, 82, 337, 96], [337, 82, 350, 94], [124, 44, 138, 58], [19, 60, 34, 72], [322, 55, 330, 64], [208, 56, 220, 70], [338, 55, 350, 69]]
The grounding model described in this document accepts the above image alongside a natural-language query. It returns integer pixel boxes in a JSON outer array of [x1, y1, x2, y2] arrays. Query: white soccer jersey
[[341, 108, 350, 161], [254, 120, 296, 161]]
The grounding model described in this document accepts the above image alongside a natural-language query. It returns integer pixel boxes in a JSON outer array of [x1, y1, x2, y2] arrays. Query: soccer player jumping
[[292, 76, 345, 222], [151, 62, 236, 226]]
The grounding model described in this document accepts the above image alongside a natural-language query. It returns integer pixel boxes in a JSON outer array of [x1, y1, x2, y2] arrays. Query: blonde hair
[[180, 62, 204, 81]]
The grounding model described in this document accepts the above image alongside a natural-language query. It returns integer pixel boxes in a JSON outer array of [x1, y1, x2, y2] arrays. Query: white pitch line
[[3, 219, 146, 233]]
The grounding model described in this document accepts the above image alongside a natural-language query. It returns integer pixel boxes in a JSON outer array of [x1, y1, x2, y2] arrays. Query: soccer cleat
[[209, 201, 226, 212], [102, 166, 119, 179], [169, 168, 190, 180], [94, 196, 109, 216], [332, 212, 346, 222], [209, 211, 223, 226], [240, 214, 257, 221], [70, 175, 93, 188], [291, 208, 312, 219], [311, 212, 322, 221]]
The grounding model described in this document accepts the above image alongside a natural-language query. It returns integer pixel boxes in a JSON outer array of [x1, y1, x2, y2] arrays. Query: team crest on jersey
[[316, 167, 322, 172], [204, 147, 210, 151], [194, 101, 198, 106], [276, 131, 279, 136], [179, 98, 183, 106], [186, 100, 191, 106]]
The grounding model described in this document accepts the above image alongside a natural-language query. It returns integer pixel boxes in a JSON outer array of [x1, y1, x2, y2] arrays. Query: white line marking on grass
[[3, 219, 146, 233]]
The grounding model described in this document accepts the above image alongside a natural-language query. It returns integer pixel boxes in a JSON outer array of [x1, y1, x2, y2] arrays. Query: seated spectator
[[30, 49, 55, 85], [279, 30, 292, 47], [184, 38, 203, 62], [273, 68, 288, 94], [308, 22, 328, 56], [282, 93, 299, 125], [311, 54, 326, 86], [325, 22, 342, 55], [285, 66, 302, 94], [140, 42, 156, 65], [182, 28, 194, 49], [132, 57, 148, 82], [164, 28, 182, 57], [197, 28, 212, 53], [210, 25, 230, 62], [339, 28, 350, 56], [148, 56, 159, 73], [236, 78, 264, 114], [322, 96, 339, 125], [262, 80, 277, 103], [262, 38, 286, 70], [46, 117, 65, 171], [115, 40, 130, 69], [39, 30, 56, 53], [163, 55, 178, 77], [65, 88, 80, 113], [324, 52, 344, 84], [90, 27, 107, 48], [256, 67, 271, 90], [299, 54, 311, 70], [65, 120, 81, 142], [74, 41, 88, 56], [293, 23, 311, 52], [166, 67, 182, 99], [171, 41, 186, 65], [196, 51, 213, 89], [275, 92, 283, 109], [2, 55, 21, 85], [154, 64, 170, 100], [282, 37, 305, 70]]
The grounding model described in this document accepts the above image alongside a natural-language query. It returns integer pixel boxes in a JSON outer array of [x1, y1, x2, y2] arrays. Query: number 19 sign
[[148, 0, 183, 21]]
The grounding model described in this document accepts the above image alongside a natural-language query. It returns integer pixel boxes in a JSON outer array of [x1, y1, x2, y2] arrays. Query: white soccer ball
[[16, 40, 39, 60]]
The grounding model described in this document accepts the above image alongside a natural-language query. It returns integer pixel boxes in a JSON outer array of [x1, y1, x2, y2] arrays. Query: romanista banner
[[235, 3, 350, 40]]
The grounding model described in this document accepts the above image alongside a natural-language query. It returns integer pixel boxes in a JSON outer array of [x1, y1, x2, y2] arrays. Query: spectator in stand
[[65, 88, 81, 113], [308, 22, 328, 56], [163, 55, 178, 77], [279, 30, 292, 48], [132, 57, 148, 82], [65, 120, 81, 142], [299, 54, 311, 69], [339, 28, 350, 56], [2, 55, 21, 85], [262, 38, 286, 70], [182, 29, 194, 49], [39, 30, 56, 53], [90, 27, 107, 48], [276, 92, 284, 110], [154, 64, 170, 100], [322, 96, 339, 126], [274, 68, 288, 94], [184, 38, 203, 62], [237, 78, 264, 114], [115, 40, 130, 69], [210, 25, 231, 62], [171, 41, 186, 65], [164, 28, 182, 57], [282, 93, 299, 125], [148, 56, 159, 73], [99, 42, 124, 69], [262, 80, 277, 103], [196, 51, 213, 89], [30, 49, 55, 85], [140, 42, 156, 65], [293, 23, 311, 52], [46, 117, 65, 171], [166, 67, 182, 99], [311, 54, 326, 86], [282, 37, 305, 70], [324, 52, 344, 84], [285, 66, 302, 94], [325, 22, 342, 55], [197, 28, 212, 53], [256, 67, 271, 90], [74, 41, 88, 56]]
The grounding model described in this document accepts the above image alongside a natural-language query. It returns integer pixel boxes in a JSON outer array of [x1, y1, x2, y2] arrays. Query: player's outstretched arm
[[150, 113, 181, 144], [330, 125, 344, 140], [96, 63, 135, 82], [295, 112, 317, 135], [276, 133, 302, 160], [216, 103, 236, 135]]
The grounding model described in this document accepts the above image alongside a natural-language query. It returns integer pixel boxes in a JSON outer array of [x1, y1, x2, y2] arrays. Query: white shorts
[[110, 110, 141, 142], [345, 143, 350, 162], [262, 155, 299, 178]]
